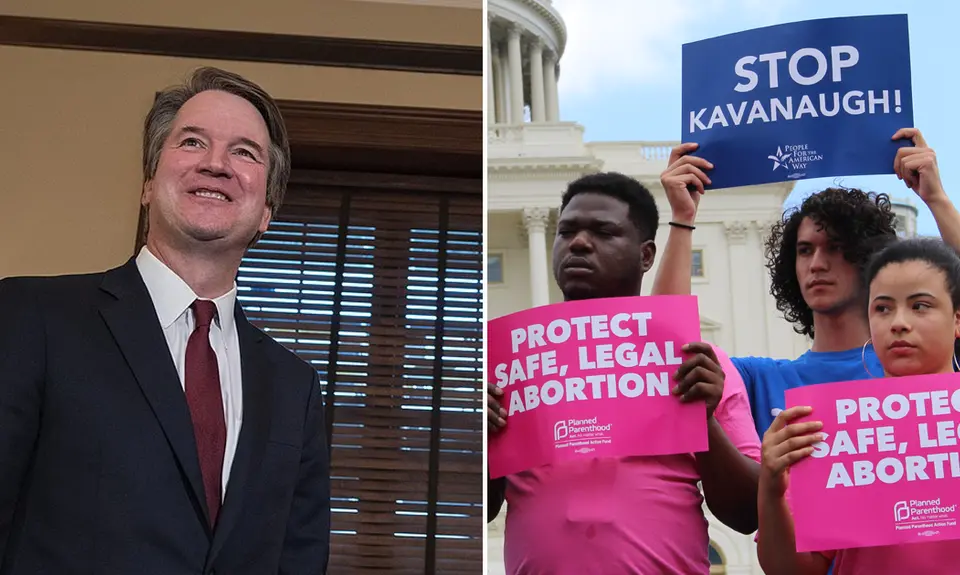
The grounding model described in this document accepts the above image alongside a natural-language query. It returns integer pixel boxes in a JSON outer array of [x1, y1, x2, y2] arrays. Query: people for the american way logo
[[768, 146, 792, 170]]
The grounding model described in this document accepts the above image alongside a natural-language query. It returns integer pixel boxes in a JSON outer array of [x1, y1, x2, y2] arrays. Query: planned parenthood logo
[[894, 501, 910, 522], [767, 143, 824, 179], [552, 416, 613, 451], [892, 498, 959, 535], [553, 420, 568, 442]]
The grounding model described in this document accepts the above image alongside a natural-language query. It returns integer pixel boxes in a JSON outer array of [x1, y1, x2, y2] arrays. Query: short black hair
[[766, 187, 897, 338], [560, 172, 659, 242], [866, 237, 960, 310]]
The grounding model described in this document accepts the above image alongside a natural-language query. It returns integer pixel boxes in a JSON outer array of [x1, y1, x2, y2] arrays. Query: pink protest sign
[[487, 295, 708, 478], [786, 373, 960, 552]]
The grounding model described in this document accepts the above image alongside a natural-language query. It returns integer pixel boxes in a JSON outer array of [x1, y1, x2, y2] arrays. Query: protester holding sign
[[486, 173, 763, 574], [757, 237, 960, 574], [654, 128, 960, 442]]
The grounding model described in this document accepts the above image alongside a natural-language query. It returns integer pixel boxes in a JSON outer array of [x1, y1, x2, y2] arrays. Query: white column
[[544, 52, 560, 122], [544, 52, 559, 122], [746, 220, 770, 355], [724, 221, 751, 356], [495, 44, 509, 124], [507, 25, 525, 125], [529, 40, 546, 123], [486, 18, 496, 125], [523, 207, 551, 307]]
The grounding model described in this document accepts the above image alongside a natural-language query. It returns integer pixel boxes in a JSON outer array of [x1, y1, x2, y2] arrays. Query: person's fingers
[[901, 152, 937, 191], [678, 380, 721, 404], [764, 406, 813, 436], [768, 428, 824, 460], [763, 422, 822, 475], [894, 146, 908, 179], [673, 347, 721, 385], [771, 445, 817, 473], [892, 127, 915, 141], [668, 162, 713, 185], [670, 173, 706, 196], [666, 154, 714, 174], [683, 341, 719, 364], [901, 152, 935, 173], [487, 403, 505, 426], [667, 142, 700, 165], [487, 393, 502, 415], [892, 127, 926, 148], [487, 386, 507, 429]]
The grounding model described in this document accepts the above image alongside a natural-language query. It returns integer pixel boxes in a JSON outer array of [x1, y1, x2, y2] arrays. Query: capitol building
[[484, 0, 919, 573]]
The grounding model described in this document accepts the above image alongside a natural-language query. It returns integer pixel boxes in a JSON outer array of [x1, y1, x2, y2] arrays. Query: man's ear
[[141, 180, 153, 206], [639, 240, 657, 273], [258, 204, 272, 234]]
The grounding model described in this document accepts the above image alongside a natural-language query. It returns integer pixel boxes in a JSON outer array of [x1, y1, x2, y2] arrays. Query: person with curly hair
[[653, 127, 960, 440], [758, 237, 960, 574]]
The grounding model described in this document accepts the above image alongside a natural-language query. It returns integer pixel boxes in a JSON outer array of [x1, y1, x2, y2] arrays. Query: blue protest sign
[[681, 15, 913, 189]]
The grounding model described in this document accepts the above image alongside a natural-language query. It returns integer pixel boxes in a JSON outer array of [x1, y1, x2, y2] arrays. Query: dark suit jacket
[[0, 259, 330, 575]]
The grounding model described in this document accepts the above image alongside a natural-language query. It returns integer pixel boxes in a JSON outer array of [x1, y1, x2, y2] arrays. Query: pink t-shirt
[[821, 542, 960, 574], [502, 347, 761, 574]]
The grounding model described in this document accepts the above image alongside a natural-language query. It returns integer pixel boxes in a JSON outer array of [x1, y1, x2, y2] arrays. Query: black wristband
[[669, 221, 696, 230]]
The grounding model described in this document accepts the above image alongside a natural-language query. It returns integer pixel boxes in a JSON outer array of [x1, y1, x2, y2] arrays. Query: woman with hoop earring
[[757, 238, 960, 575]]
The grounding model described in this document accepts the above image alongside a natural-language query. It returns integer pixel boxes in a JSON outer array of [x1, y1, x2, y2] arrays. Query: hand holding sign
[[760, 406, 824, 498], [786, 375, 960, 551], [488, 383, 507, 432], [660, 143, 713, 224], [892, 128, 946, 205], [671, 342, 724, 419]]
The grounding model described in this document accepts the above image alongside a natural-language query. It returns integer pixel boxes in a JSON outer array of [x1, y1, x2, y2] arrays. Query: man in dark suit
[[0, 67, 330, 574]]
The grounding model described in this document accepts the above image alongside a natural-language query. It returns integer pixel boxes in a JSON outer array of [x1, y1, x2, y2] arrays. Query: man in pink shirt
[[487, 172, 762, 574]]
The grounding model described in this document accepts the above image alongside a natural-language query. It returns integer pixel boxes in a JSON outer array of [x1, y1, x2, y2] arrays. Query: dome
[[487, 0, 567, 124], [890, 196, 919, 238]]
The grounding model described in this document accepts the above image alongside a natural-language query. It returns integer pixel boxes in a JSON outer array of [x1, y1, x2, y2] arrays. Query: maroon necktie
[[185, 299, 226, 527]]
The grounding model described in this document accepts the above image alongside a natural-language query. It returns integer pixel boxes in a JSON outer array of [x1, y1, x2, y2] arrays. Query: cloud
[[551, 0, 787, 100]]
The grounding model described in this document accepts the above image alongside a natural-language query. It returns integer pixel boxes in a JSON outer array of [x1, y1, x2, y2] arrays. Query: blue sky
[[551, 0, 955, 235]]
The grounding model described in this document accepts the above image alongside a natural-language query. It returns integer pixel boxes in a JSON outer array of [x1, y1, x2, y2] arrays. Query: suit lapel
[[98, 259, 210, 531], [207, 304, 273, 567]]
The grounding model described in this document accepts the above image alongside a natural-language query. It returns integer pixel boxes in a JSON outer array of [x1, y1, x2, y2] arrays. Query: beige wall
[[0, 3, 480, 279], [1, 0, 481, 46]]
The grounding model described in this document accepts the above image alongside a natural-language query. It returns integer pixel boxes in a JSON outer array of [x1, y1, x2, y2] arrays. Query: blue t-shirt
[[733, 345, 884, 575], [731, 344, 883, 438]]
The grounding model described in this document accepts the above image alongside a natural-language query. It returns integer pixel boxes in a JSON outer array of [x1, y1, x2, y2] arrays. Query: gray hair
[[142, 67, 290, 241]]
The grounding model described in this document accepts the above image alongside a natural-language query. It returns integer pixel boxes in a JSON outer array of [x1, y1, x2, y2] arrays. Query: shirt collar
[[135, 246, 238, 334]]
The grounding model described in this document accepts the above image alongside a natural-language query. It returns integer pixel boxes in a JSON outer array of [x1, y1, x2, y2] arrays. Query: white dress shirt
[[135, 246, 243, 500]]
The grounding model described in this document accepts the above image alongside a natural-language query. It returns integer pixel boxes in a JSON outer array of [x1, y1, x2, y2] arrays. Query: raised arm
[[892, 128, 960, 251], [756, 407, 831, 575], [672, 342, 760, 533], [651, 143, 713, 296]]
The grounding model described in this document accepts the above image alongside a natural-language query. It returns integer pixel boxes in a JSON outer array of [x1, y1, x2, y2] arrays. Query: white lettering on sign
[[734, 46, 860, 92]]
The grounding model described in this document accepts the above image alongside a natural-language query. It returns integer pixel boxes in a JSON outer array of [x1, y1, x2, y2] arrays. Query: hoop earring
[[862, 339, 879, 378], [954, 354, 959, 373]]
